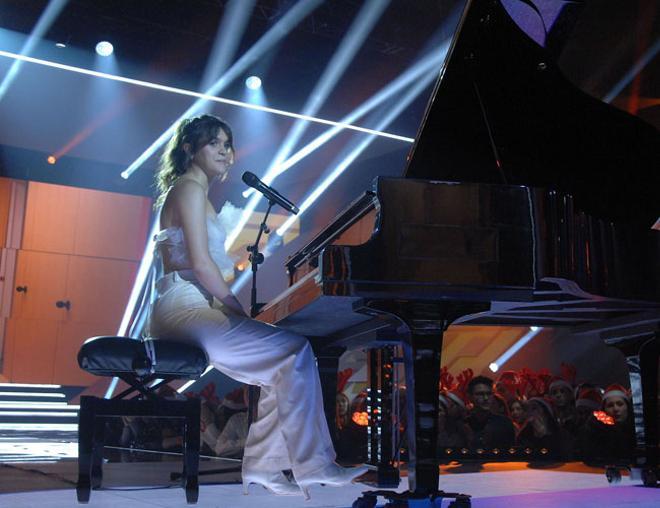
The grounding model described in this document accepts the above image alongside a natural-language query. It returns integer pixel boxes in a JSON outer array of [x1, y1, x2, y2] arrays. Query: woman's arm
[[172, 180, 246, 316]]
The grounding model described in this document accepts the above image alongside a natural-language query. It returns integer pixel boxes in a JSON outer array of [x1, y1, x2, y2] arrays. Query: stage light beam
[[275, 70, 437, 238], [488, 327, 543, 372], [0, 0, 68, 102], [120, 0, 326, 180], [244, 0, 390, 201], [603, 37, 660, 104], [198, 0, 256, 111], [228, 44, 448, 250]]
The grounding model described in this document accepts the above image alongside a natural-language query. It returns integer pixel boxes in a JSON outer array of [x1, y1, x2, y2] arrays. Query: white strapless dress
[[154, 213, 236, 280], [148, 207, 336, 482]]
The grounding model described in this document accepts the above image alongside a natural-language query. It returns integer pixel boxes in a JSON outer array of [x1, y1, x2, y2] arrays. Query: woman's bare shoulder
[[168, 177, 206, 201], [161, 178, 207, 228]]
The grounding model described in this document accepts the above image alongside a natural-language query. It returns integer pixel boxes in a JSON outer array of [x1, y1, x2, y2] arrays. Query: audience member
[[574, 384, 602, 428], [508, 398, 527, 433], [437, 393, 470, 451], [465, 376, 515, 450], [580, 384, 635, 462], [200, 386, 249, 458], [516, 397, 568, 458]]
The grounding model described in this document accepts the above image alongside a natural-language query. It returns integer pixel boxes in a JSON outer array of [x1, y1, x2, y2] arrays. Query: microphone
[[241, 171, 299, 214]]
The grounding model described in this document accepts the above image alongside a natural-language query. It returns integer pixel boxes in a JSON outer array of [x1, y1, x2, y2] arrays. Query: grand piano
[[256, 0, 660, 502]]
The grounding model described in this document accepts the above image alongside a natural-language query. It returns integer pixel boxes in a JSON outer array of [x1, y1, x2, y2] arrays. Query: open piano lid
[[404, 0, 660, 229]]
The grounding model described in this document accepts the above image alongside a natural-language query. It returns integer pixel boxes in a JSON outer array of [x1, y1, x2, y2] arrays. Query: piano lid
[[404, 0, 660, 228]]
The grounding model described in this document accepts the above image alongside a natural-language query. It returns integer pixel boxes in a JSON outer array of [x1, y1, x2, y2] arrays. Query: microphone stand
[[247, 200, 274, 318], [245, 200, 274, 429]]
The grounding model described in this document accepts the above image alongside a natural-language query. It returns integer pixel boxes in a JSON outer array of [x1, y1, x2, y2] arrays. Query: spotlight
[[55, 42, 66, 48], [95, 41, 113, 57], [245, 75, 262, 90], [489, 362, 499, 373], [47, 155, 56, 164]]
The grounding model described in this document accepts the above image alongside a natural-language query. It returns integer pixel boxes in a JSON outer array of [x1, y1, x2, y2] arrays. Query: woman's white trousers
[[150, 271, 336, 477]]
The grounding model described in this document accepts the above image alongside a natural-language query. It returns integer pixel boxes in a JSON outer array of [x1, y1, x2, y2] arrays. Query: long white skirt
[[150, 271, 336, 477]]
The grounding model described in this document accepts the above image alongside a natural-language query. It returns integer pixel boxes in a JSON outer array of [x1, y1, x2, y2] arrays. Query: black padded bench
[[76, 336, 208, 504]]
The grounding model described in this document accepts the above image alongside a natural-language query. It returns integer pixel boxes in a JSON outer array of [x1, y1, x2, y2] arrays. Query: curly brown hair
[[154, 114, 234, 208]]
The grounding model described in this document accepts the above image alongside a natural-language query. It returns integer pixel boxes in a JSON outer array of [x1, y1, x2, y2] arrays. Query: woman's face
[[604, 396, 628, 423], [509, 401, 526, 423], [191, 128, 234, 182], [528, 401, 549, 435], [336, 394, 349, 415], [550, 385, 573, 408]]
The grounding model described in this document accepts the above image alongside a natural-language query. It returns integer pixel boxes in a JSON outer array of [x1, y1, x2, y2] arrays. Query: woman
[[149, 114, 367, 498], [507, 398, 527, 432], [436, 393, 470, 452], [516, 397, 564, 458], [580, 384, 635, 462]]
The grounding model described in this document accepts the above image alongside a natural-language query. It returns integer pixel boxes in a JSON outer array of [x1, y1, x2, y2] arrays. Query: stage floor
[[1, 461, 659, 507]]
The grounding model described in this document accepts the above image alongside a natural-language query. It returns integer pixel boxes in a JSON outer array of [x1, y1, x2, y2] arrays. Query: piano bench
[[75, 336, 208, 505]]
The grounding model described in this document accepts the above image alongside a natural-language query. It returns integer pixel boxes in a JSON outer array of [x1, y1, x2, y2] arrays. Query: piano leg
[[402, 329, 441, 495], [314, 345, 346, 449], [626, 334, 660, 486], [350, 302, 482, 507]]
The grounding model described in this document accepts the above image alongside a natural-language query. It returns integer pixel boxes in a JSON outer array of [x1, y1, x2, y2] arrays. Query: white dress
[[150, 214, 336, 478]]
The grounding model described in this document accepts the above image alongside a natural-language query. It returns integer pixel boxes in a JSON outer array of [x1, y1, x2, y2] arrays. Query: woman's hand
[[220, 293, 248, 317]]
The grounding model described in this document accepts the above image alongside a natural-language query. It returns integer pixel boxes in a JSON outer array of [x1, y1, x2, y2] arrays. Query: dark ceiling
[[0, 0, 657, 191]]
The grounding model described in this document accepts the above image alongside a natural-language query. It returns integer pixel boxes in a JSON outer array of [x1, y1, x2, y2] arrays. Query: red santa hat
[[221, 386, 248, 410], [575, 386, 602, 410], [602, 384, 630, 402], [337, 368, 353, 394], [548, 376, 573, 393], [528, 396, 555, 418], [446, 390, 467, 409], [496, 370, 520, 401]]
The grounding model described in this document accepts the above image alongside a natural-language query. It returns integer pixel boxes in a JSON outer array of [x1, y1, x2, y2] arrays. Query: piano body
[[257, 0, 660, 499]]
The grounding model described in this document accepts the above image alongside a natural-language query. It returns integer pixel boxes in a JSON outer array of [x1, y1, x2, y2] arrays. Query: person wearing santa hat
[[548, 376, 580, 457], [201, 385, 250, 458], [507, 398, 527, 432], [574, 384, 602, 427], [548, 377, 576, 427], [437, 393, 470, 453], [579, 383, 635, 463], [516, 397, 568, 458], [602, 384, 631, 424]]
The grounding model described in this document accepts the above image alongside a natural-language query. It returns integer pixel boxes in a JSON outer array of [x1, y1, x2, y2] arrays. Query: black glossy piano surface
[[256, 0, 660, 498]]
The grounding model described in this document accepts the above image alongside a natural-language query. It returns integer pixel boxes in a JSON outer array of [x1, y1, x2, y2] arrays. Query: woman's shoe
[[297, 463, 369, 500], [242, 470, 301, 496]]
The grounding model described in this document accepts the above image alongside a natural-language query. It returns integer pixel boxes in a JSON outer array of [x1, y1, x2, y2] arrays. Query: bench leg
[[91, 417, 105, 489], [183, 400, 200, 504], [77, 397, 95, 503]]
